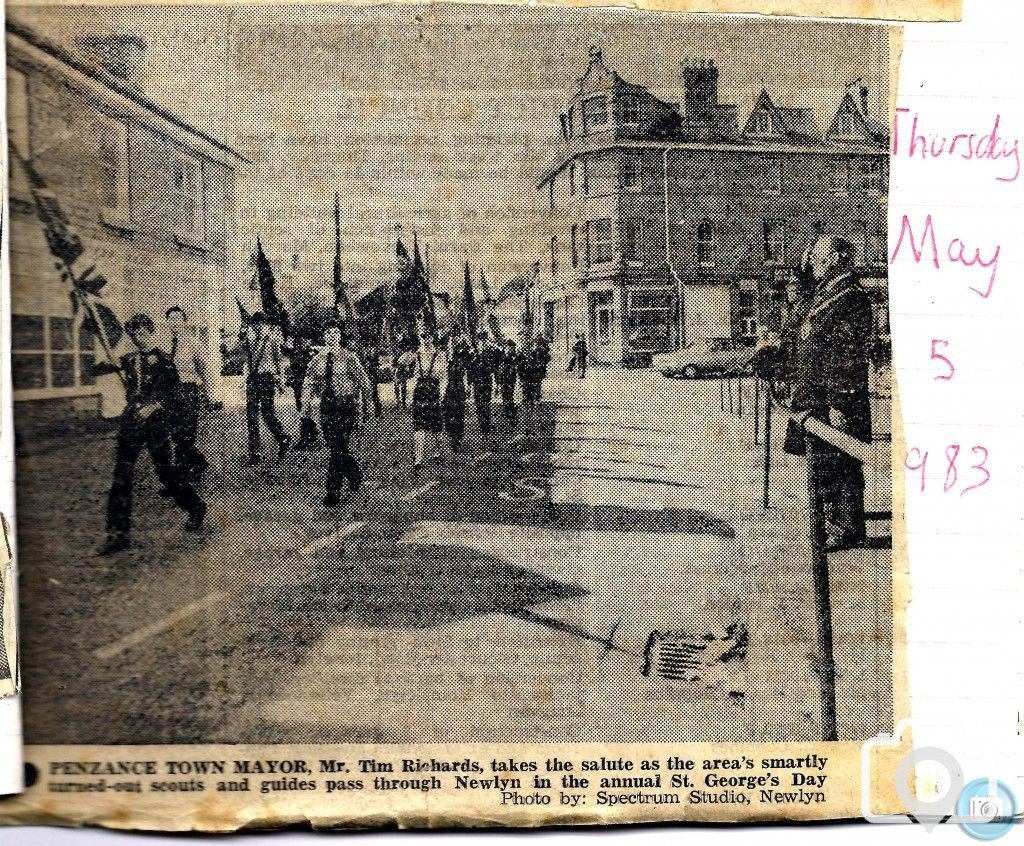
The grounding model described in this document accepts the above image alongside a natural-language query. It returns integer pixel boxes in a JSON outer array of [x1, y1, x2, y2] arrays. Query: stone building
[[6, 20, 247, 412], [535, 47, 890, 366]]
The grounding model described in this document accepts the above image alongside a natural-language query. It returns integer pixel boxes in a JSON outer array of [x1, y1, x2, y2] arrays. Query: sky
[[12, 4, 891, 295]]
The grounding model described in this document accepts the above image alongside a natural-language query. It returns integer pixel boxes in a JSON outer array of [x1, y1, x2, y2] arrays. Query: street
[[16, 369, 893, 744]]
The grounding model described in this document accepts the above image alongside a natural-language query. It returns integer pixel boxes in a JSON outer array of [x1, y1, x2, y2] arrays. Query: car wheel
[[682, 365, 698, 379]]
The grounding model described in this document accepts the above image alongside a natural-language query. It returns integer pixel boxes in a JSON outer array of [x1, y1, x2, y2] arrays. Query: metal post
[[727, 376, 735, 415], [754, 378, 761, 445], [737, 374, 743, 418], [762, 391, 772, 509], [803, 432, 839, 741], [719, 377, 725, 412]]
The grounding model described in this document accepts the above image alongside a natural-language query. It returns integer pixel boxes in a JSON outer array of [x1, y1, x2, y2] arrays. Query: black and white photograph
[[6, 4, 894, 750]]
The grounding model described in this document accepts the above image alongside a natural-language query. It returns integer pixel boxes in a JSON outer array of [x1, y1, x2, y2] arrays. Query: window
[[832, 158, 850, 192], [586, 218, 613, 265], [566, 106, 574, 139], [543, 301, 556, 340], [570, 225, 579, 268], [11, 313, 96, 393], [839, 110, 854, 134], [851, 220, 868, 265], [583, 96, 609, 133], [755, 109, 771, 133], [7, 67, 30, 159], [97, 115, 130, 217], [621, 153, 640, 190], [622, 219, 643, 263], [569, 162, 577, 196], [855, 158, 883, 193], [740, 316, 758, 340], [620, 94, 640, 124], [173, 153, 205, 238], [591, 291, 613, 345], [764, 220, 786, 264], [627, 290, 674, 352], [697, 219, 715, 266], [765, 157, 782, 194]]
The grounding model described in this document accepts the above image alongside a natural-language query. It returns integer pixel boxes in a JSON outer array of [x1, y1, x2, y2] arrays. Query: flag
[[522, 287, 534, 341], [415, 235, 438, 339], [461, 260, 479, 343], [494, 275, 528, 305], [12, 146, 124, 371], [392, 236, 424, 343], [252, 237, 290, 337], [354, 285, 388, 348], [332, 193, 354, 325], [235, 295, 251, 325]]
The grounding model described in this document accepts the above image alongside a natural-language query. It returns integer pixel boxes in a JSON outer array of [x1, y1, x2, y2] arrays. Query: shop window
[[627, 290, 674, 352], [586, 218, 613, 265]]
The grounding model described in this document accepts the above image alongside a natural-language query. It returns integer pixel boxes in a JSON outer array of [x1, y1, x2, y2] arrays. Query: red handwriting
[[929, 339, 955, 380], [890, 214, 1001, 298], [904, 445, 990, 496], [893, 108, 1020, 183]]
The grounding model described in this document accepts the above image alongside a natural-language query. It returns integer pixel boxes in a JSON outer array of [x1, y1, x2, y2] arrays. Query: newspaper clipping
[[1, 1, 908, 830]]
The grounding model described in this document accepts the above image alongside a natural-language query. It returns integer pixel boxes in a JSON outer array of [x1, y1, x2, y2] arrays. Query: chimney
[[860, 84, 869, 116], [75, 34, 147, 93], [682, 58, 719, 120], [588, 45, 604, 68]]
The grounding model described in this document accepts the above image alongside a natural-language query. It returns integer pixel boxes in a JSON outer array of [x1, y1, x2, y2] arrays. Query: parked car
[[651, 338, 755, 378]]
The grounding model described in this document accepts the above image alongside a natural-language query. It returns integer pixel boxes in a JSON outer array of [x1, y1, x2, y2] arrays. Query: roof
[[776, 107, 820, 137], [6, 18, 249, 163]]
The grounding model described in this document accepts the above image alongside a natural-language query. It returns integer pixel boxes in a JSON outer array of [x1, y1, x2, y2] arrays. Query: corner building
[[536, 47, 890, 367]]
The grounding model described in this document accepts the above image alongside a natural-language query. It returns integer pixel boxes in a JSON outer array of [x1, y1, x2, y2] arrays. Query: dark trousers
[[320, 394, 362, 497], [472, 384, 492, 438], [821, 452, 867, 539], [172, 384, 207, 475], [246, 373, 286, 457], [395, 376, 409, 409], [107, 411, 204, 537], [577, 355, 587, 378], [500, 380, 517, 423]]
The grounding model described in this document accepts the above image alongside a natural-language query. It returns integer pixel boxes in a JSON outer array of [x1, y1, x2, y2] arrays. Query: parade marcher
[[97, 314, 206, 555], [518, 335, 550, 434], [498, 339, 521, 427], [286, 334, 321, 451], [301, 322, 374, 507], [222, 312, 291, 466], [442, 333, 472, 452], [399, 331, 446, 477], [393, 333, 415, 410], [466, 331, 499, 450], [789, 234, 873, 551], [164, 305, 209, 481], [568, 333, 588, 378], [360, 339, 384, 418]]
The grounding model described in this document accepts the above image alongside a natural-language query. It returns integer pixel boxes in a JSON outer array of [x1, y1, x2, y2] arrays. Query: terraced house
[[6, 20, 247, 414], [535, 47, 890, 366]]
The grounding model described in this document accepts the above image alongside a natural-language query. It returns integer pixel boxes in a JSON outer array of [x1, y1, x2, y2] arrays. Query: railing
[[716, 371, 891, 741]]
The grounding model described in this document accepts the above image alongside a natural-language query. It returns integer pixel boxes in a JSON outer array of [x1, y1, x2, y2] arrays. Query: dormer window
[[755, 109, 771, 134], [583, 96, 609, 133], [839, 110, 854, 134], [619, 94, 640, 125]]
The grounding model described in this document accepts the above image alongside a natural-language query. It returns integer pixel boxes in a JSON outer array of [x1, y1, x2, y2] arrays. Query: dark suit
[[790, 270, 873, 539], [467, 346, 499, 441], [102, 350, 205, 538]]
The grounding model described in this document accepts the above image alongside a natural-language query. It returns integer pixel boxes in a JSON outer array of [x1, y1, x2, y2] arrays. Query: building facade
[[6, 20, 246, 411], [535, 47, 890, 366]]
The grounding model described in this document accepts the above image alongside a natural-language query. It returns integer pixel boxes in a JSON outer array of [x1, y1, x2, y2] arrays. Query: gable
[[826, 91, 887, 143], [743, 89, 787, 137]]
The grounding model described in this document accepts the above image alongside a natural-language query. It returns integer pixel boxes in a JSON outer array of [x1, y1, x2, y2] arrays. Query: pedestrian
[[443, 333, 471, 452], [97, 314, 206, 555], [301, 322, 374, 507], [360, 338, 384, 418], [519, 335, 550, 434], [498, 338, 520, 427], [789, 234, 873, 551], [163, 305, 209, 481], [570, 333, 589, 378], [398, 331, 446, 477], [286, 334, 321, 451], [467, 331, 499, 451], [222, 311, 291, 466]]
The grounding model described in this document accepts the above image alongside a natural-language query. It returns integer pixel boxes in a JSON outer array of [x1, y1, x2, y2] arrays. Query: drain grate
[[642, 631, 707, 681]]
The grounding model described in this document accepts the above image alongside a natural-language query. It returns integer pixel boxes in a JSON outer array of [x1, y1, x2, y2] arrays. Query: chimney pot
[[75, 33, 146, 93]]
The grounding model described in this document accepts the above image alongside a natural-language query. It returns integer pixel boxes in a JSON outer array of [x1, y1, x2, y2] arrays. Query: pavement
[[15, 368, 893, 744]]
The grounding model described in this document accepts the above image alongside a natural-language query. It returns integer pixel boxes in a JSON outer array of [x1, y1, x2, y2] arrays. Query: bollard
[[719, 377, 725, 412], [754, 378, 761, 445], [762, 391, 772, 509], [727, 376, 734, 415], [737, 374, 744, 418], [802, 431, 839, 742]]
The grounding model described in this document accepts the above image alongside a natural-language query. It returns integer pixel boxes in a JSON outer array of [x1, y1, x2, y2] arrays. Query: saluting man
[[301, 321, 374, 507], [790, 234, 873, 551], [98, 314, 206, 555]]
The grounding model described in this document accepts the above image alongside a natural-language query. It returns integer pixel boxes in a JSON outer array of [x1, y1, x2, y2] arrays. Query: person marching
[[442, 333, 472, 453], [518, 334, 551, 434], [98, 314, 206, 555], [466, 331, 499, 451], [398, 331, 447, 477], [164, 305, 209, 481], [301, 322, 374, 507], [569, 332, 588, 378], [287, 334, 321, 451], [392, 333, 415, 411], [222, 312, 291, 466], [497, 338, 521, 428]]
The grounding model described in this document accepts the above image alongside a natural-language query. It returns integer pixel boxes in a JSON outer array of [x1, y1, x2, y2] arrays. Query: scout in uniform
[[164, 305, 209, 480]]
